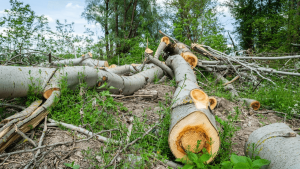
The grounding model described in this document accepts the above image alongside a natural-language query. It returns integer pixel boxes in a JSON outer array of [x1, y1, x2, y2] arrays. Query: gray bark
[[0, 66, 56, 98], [154, 37, 170, 59], [166, 55, 197, 83], [146, 53, 174, 78], [245, 123, 300, 169]]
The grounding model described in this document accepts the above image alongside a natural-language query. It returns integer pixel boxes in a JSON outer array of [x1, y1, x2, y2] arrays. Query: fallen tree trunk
[[154, 36, 170, 59], [166, 55, 219, 163], [239, 98, 260, 110], [0, 67, 56, 98], [245, 123, 300, 169], [0, 63, 163, 152], [41, 52, 109, 68], [106, 64, 140, 75], [145, 49, 174, 78], [165, 43, 198, 68]]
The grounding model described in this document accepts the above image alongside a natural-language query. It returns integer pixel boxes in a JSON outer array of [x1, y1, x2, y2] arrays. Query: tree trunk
[[245, 123, 300, 169], [166, 43, 198, 68], [154, 37, 170, 59], [166, 55, 219, 163], [239, 98, 260, 110], [0, 66, 56, 98]]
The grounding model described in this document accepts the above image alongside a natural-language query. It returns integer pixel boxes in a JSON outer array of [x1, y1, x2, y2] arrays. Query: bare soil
[[1, 83, 300, 169]]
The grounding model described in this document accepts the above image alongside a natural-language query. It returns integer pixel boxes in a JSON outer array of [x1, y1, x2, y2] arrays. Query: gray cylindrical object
[[245, 123, 300, 169]]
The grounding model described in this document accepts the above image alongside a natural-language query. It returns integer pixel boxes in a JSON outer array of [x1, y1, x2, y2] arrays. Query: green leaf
[[221, 161, 233, 169], [73, 165, 80, 169], [175, 158, 183, 162], [200, 153, 211, 162], [182, 164, 194, 169], [252, 159, 270, 168], [188, 153, 198, 163], [232, 162, 250, 169], [230, 154, 248, 164], [64, 163, 72, 167], [195, 161, 204, 168]]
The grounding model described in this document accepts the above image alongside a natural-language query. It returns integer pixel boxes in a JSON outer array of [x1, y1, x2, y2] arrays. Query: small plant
[[221, 154, 270, 169], [176, 147, 213, 169], [64, 161, 80, 169]]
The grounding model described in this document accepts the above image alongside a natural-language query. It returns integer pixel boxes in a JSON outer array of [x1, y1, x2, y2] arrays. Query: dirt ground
[[1, 83, 300, 169]]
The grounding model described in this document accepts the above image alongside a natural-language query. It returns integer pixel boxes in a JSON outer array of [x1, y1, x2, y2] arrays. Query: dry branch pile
[[1, 30, 300, 168]]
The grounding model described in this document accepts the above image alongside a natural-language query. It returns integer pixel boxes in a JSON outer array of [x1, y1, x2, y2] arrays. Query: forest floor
[[1, 81, 300, 169]]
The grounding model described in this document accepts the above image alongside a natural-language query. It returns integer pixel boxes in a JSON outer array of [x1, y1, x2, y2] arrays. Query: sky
[[0, 0, 237, 45]]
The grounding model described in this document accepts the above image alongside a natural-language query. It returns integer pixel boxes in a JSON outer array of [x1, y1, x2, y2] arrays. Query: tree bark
[[245, 123, 300, 169], [166, 43, 198, 68], [154, 37, 170, 59], [239, 98, 260, 110]]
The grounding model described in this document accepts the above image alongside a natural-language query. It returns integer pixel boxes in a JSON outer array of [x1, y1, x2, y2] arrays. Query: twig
[[104, 116, 163, 168], [252, 79, 263, 92], [223, 75, 240, 86], [48, 118, 120, 144], [0, 103, 26, 110], [0, 130, 115, 158], [24, 116, 48, 168], [14, 125, 37, 147], [125, 117, 134, 143], [0, 155, 10, 166], [193, 67, 209, 83]]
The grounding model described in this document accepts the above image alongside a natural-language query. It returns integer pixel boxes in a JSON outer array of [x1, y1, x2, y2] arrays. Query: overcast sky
[[0, 0, 236, 45]]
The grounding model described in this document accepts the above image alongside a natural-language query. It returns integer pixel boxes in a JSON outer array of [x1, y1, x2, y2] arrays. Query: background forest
[[1, 0, 300, 65], [1, 0, 300, 168]]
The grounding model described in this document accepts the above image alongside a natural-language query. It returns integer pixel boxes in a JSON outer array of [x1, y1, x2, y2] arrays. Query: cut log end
[[88, 52, 92, 57], [208, 97, 217, 110], [177, 126, 209, 154], [169, 111, 220, 163], [108, 64, 117, 69], [104, 61, 109, 67], [43, 88, 60, 99], [181, 52, 198, 68], [161, 36, 170, 45], [250, 101, 260, 110], [190, 89, 209, 109], [145, 48, 154, 56]]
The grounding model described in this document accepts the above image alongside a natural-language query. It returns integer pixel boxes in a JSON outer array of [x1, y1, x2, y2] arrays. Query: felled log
[[165, 43, 198, 68], [145, 49, 174, 78], [166, 55, 219, 163], [0, 66, 56, 98], [154, 36, 170, 59], [106, 64, 141, 75], [0, 63, 163, 151], [0, 64, 163, 99], [134, 90, 158, 99], [191, 43, 219, 60], [245, 123, 300, 169], [50, 52, 109, 68], [239, 98, 260, 110]]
